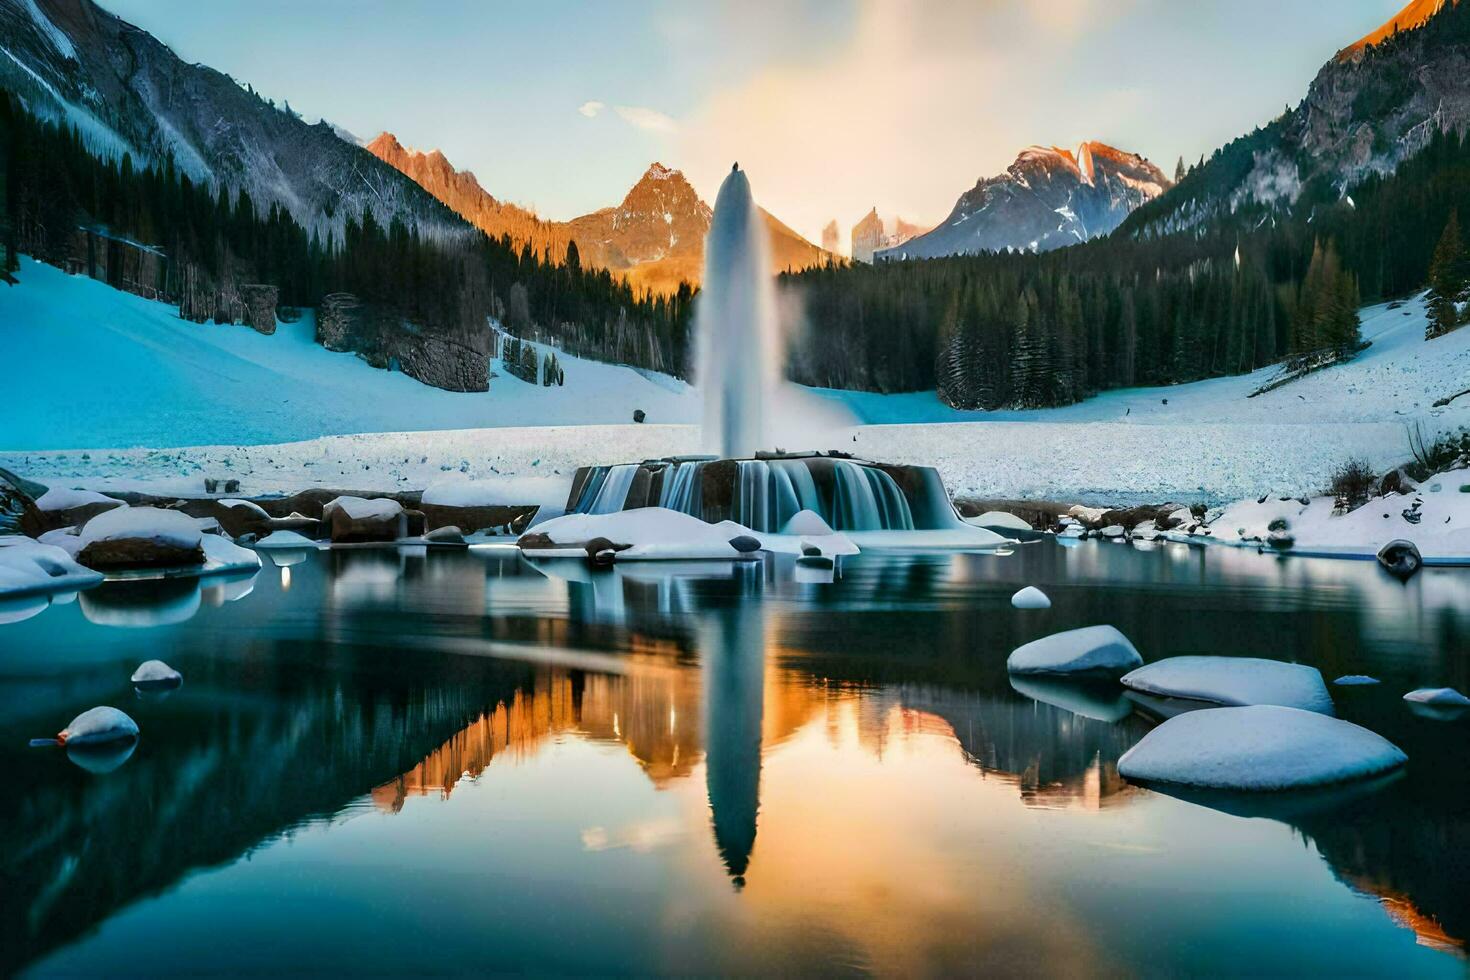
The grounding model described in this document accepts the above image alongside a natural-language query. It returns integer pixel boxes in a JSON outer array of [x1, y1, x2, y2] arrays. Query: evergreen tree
[[1427, 209, 1465, 338], [1174, 156, 1186, 184]]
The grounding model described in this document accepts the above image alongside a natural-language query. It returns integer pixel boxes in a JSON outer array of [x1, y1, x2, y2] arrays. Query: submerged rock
[[1376, 539, 1422, 580], [1122, 656, 1333, 714], [1118, 705, 1406, 791], [1008, 625, 1142, 676], [1010, 586, 1051, 609]]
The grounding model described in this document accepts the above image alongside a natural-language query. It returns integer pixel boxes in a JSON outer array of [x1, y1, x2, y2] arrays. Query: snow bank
[[1118, 705, 1407, 790], [1011, 586, 1051, 609], [78, 506, 202, 550], [0, 536, 104, 597], [1121, 656, 1333, 714], [421, 476, 570, 509], [1007, 625, 1142, 676], [525, 507, 750, 561], [34, 487, 119, 511], [1403, 687, 1470, 706]]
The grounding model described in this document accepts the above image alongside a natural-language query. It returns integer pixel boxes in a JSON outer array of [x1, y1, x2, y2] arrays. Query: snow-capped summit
[[881, 142, 1169, 260]]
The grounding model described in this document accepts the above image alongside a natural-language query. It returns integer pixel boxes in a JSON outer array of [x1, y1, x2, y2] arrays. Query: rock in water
[[1403, 687, 1470, 706], [1121, 656, 1333, 714], [1118, 705, 1406, 790], [131, 659, 183, 689], [1334, 675, 1380, 686], [424, 525, 468, 545], [51, 706, 139, 746], [727, 535, 762, 554], [1007, 625, 1142, 676], [1011, 586, 1051, 609], [76, 506, 206, 570], [1377, 539, 1422, 580]]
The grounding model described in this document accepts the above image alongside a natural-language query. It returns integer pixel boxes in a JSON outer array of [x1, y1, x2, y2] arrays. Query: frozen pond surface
[[1, 540, 1468, 976]]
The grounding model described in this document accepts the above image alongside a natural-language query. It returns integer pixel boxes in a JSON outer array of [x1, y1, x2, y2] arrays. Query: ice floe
[[1118, 705, 1406, 790], [1121, 656, 1333, 714]]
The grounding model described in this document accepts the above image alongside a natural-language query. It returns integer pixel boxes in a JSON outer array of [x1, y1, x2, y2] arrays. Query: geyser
[[697, 164, 778, 459]]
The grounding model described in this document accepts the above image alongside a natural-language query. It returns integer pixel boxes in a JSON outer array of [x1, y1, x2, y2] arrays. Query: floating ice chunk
[[1121, 656, 1333, 714], [1011, 586, 1051, 609], [967, 511, 1031, 532], [49, 706, 139, 747], [1007, 625, 1142, 676], [1334, 675, 1380, 686], [1118, 705, 1406, 791], [131, 659, 183, 688], [253, 530, 318, 549], [1403, 687, 1470, 706], [0, 536, 105, 597]]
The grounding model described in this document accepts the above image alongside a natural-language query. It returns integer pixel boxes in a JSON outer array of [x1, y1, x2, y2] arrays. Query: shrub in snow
[[0, 537, 105, 597], [1007, 625, 1142, 676], [1403, 687, 1470, 706], [77, 506, 205, 570], [1118, 705, 1406, 791], [131, 659, 183, 689], [1121, 656, 1333, 714], [1011, 586, 1051, 609], [35, 706, 140, 747]]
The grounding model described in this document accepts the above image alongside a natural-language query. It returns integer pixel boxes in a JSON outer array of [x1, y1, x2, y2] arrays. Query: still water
[[1, 540, 1467, 976]]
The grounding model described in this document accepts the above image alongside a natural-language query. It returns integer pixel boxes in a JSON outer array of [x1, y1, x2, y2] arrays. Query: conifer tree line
[[786, 127, 1470, 408], [0, 89, 692, 377]]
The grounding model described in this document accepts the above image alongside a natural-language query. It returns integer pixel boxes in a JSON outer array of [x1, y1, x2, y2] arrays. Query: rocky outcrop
[[316, 293, 488, 392], [397, 333, 488, 393], [239, 284, 279, 335]]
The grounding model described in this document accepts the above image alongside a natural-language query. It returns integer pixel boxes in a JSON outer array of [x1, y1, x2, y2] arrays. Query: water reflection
[[0, 542, 1467, 974]]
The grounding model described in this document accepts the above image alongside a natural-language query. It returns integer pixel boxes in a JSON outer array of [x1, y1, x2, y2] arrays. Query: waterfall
[[828, 460, 914, 531], [697, 166, 778, 459], [586, 464, 638, 515], [658, 461, 706, 519]]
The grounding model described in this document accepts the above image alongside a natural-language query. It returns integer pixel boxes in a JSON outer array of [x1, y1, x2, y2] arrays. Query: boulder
[[1007, 625, 1143, 676], [424, 525, 468, 546], [322, 496, 414, 543], [1121, 656, 1333, 714], [76, 507, 206, 570], [1376, 539, 1422, 580], [728, 534, 763, 554], [48, 706, 139, 747], [131, 659, 183, 690]]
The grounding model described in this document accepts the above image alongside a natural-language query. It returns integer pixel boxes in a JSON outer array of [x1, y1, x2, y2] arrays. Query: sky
[[101, 0, 1408, 251]]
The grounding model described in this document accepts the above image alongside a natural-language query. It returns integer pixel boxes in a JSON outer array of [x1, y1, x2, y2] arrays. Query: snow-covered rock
[[131, 659, 183, 688], [253, 529, 318, 549], [1099, 524, 1126, 539], [220, 498, 270, 518], [1011, 586, 1051, 609], [35, 487, 120, 511], [50, 706, 139, 747], [1334, 674, 1380, 686], [201, 533, 263, 574], [966, 511, 1032, 532], [1121, 656, 1333, 714], [523, 507, 754, 561], [1403, 687, 1470, 706], [323, 495, 412, 543], [1118, 705, 1406, 790], [1007, 625, 1142, 676], [0, 536, 105, 597], [76, 505, 205, 569]]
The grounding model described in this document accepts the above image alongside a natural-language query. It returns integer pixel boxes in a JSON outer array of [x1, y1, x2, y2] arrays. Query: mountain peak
[[1340, 0, 1456, 60], [640, 161, 679, 182]]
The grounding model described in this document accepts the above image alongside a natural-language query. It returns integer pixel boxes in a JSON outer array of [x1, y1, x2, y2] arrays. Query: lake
[[2, 540, 1467, 976]]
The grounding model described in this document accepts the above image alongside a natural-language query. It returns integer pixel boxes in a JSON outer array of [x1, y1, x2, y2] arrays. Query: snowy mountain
[[0, 0, 463, 239], [1126, 0, 1470, 237], [851, 208, 926, 263], [561, 162, 832, 293], [879, 142, 1169, 260]]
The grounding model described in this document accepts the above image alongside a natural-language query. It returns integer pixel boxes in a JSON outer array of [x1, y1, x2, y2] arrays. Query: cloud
[[613, 105, 678, 133], [577, 100, 605, 118]]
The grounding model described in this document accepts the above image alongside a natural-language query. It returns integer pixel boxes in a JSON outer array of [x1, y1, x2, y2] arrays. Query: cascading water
[[697, 165, 778, 460]]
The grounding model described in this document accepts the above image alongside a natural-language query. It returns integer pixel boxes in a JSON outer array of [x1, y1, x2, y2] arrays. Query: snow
[[1011, 586, 1051, 609], [967, 510, 1032, 531], [56, 706, 139, 747], [1121, 656, 1334, 714], [1117, 705, 1408, 791], [1334, 675, 1380, 686], [252, 530, 319, 549], [200, 533, 263, 574], [709, 518, 859, 558], [131, 660, 182, 685], [0, 536, 104, 597], [0, 257, 696, 451], [1403, 687, 1470, 706], [323, 495, 403, 521], [1007, 625, 1143, 676], [525, 507, 749, 561], [77, 506, 202, 551], [34, 487, 119, 511], [22, 0, 77, 60], [421, 476, 570, 510], [1186, 468, 1470, 562]]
